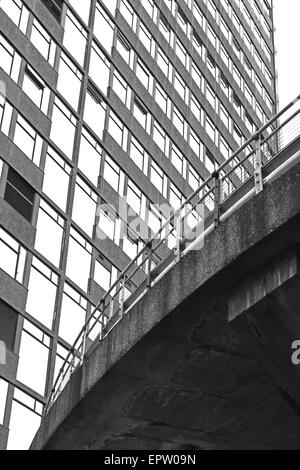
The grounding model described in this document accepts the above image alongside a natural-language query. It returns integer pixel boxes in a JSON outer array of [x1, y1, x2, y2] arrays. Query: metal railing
[[45, 94, 300, 414]]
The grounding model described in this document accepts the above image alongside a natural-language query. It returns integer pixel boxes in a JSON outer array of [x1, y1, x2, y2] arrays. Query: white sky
[[273, 0, 300, 108]]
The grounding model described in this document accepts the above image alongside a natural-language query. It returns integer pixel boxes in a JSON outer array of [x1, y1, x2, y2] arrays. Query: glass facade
[[0, 0, 275, 449]]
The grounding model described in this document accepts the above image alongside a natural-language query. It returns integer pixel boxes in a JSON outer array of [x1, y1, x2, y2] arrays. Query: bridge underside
[[41, 296, 300, 450], [31, 152, 300, 450]]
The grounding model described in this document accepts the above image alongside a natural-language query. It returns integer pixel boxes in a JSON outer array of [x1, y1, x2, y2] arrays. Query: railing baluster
[[120, 276, 126, 318], [213, 170, 221, 227], [80, 329, 87, 364], [254, 134, 263, 194], [174, 211, 182, 262], [146, 241, 153, 290]]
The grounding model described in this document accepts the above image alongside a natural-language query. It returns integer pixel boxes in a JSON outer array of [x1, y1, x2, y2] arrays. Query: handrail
[[44, 93, 300, 414]]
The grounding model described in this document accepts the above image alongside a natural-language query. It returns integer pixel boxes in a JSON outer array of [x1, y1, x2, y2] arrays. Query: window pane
[[17, 326, 49, 395], [7, 400, 41, 450], [26, 260, 57, 330], [43, 147, 70, 210], [50, 99, 77, 160], [35, 202, 64, 267]]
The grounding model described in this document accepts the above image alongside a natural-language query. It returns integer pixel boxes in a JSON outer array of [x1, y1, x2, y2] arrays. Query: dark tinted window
[[0, 300, 18, 352], [41, 0, 64, 21], [4, 168, 35, 222]]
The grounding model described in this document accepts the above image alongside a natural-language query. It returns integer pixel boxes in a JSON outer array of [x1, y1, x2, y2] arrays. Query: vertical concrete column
[[228, 247, 300, 414]]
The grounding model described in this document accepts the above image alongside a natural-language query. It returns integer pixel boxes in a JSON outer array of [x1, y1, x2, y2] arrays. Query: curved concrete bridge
[[31, 145, 300, 450]]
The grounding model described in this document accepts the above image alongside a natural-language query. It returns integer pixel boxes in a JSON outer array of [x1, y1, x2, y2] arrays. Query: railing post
[[120, 275, 126, 318], [69, 350, 75, 375], [254, 134, 263, 194], [98, 299, 105, 342], [80, 328, 87, 364], [146, 241, 153, 290], [213, 170, 221, 228], [174, 211, 182, 262]]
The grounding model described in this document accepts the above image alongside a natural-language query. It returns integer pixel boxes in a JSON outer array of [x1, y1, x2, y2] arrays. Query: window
[[123, 230, 138, 259], [206, 116, 216, 143], [150, 161, 163, 193], [173, 106, 184, 136], [14, 114, 43, 166], [175, 39, 188, 68], [139, 22, 152, 53], [26, 257, 58, 329], [84, 89, 106, 139], [72, 177, 97, 237], [17, 320, 50, 395], [43, 146, 71, 210], [94, 260, 111, 291], [159, 14, 171, 42], [50, 98, 77, 160], [31, 18, 56, 67], [205, 151, 215, 174], [233, 124, 243, 146], [78, 127, 102, 186], [174, 72, 187, 101], [7, 390, 42, 450], [22, 65, 50, 114], [116, 34, 132, 65], [133, 99, 148, 130], [120, 0, 135, 28], [0, 33, 22, 82], [108, 110, 126, 147], [0, 227, 26, 283], [157, 47, 170, 77], [112, 70, 129, 105], [171, 145, 184, 175], [206, 85, 216, 109], [59, 283, 87, 344], [41, 0, 63, 21], [63, 10, 87, 66], [35, 200, 64, 267], [153, 121, 167, 154], [155, 83, 168, 114], [207, 54, 216, 77], [0, 0, 29, 34], [104, 156, 124, 193], [129, 136, 148, 173], [94, 4, 114, 53], [136, 59, 151, 91], [69, 0, 91, 24], [57, 53, 83, 111], [89, 41, 110, 96], [220, 105, 229, 127], [66, 229, 92, 292], [97, 206, 118, 241], [127, 180, 142, 216], [169, 183, 182, 210], [4, 168, 35, 222]]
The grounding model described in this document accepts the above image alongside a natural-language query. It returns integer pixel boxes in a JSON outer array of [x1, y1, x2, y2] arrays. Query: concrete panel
[[0, 270, 27, 312], [0, 198, 36, 248], [0, 348, 19, 383]]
